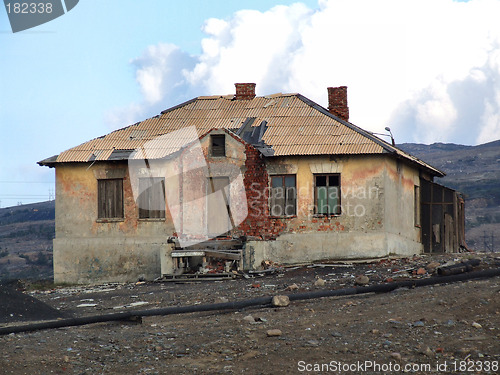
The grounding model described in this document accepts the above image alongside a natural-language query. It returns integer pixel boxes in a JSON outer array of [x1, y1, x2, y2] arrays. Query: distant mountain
[[0, 201, 55, 281], [399, 139, 500, 204], [399, 140, 500, 251], [0, 200, 55, 226]]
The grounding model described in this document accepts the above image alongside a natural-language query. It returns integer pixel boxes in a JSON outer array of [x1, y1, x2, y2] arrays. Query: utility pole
[[483, 231, 490, 252]]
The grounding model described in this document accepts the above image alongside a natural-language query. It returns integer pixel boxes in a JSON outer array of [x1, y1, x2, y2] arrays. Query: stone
[[243, 315, 255, 323], [215, 297, 229, 303], [419, 346, 434, 357], [413, 321, 425, 327], [390, 352, 402, 361], [314, 278, 325, 287], [416, 268, 427, 275], [331, 331, 342, 337], [272, 295, 290, 307], [355, 275, 369, 285], [305, 340, 319, 347], [426, 262, 441, 272], [472, 322, 482, 329], [286, 283, 299, 291], [266, 329, 282, 337]]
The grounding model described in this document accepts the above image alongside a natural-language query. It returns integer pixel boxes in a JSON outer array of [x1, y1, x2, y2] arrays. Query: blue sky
[[1, 0, 499, 206]]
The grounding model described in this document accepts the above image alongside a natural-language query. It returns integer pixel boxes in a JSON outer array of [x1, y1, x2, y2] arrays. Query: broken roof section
[[38, 87, 444, 177]]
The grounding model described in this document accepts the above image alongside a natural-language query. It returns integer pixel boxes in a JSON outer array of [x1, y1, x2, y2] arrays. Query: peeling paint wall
[[54, 163, 176, 283], [53, 139, 424, 283], [242, 154, 423, 267]]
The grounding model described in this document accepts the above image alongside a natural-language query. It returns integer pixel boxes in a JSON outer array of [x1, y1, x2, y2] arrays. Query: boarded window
[[97, 179, 123, 219], [315, 174, 341, 215], [270, 175, 296, 216], [211, 134, 225, 157], [138, 177, 166, 219]]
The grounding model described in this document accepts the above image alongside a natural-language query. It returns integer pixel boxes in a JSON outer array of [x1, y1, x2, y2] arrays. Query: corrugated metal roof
[[38, 92, 444, 176]]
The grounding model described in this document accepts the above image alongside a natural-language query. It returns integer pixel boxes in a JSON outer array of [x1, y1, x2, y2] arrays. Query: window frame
[[210, 134, 226, 157], [414, 184, 421, 227], [314, 173, 341, 216], [138, 177, 166, 220], [97, 178, 124, 220], [269, 174, 297, 217]]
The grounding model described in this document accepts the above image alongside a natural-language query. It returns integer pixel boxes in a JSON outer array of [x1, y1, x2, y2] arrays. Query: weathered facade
[[39, 84, 466, 284]]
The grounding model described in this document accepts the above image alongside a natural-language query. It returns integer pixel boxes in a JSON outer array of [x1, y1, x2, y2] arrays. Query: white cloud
[[108, 0, 500, 145]]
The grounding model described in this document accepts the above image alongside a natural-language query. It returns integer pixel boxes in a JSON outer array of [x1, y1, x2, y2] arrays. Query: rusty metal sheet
[[47, 92, 440, 176]]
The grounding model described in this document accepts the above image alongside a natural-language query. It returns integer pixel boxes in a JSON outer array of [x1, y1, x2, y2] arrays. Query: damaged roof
[[38, 92, 444, 177]]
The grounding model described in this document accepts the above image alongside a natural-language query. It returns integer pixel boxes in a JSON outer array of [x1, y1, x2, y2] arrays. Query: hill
[[0, 201, 55, 281], [399, 140, 500, 251]]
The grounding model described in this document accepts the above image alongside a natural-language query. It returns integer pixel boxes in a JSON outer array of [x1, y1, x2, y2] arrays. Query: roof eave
[[295, 94, 445, 177]]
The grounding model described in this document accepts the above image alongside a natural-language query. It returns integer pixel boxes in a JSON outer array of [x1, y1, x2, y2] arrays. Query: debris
[[266, 329, 282, 337], [311, 263, 353, 268], [314, 278, 325, 287], [354, 275, 369, 285], [426, 262, 441, 272], [76, 303, 97, 308], [437, 259, 481, 276], [112, 301, 148, 310], [271, 295, 290, 307]]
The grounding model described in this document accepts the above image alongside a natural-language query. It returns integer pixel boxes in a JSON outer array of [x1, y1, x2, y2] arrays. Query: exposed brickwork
[[327, 86, 349, 122], [235, 83, 256, 100], [234, 144, 286, 240]]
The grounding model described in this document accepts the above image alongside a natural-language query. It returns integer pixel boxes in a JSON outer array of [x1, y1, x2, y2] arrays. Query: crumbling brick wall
[[235, 144, 286, 240]]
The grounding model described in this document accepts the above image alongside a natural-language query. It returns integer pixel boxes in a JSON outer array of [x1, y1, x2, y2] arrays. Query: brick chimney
[[235, 83, 256, 100], [327, 86, 349, 122]]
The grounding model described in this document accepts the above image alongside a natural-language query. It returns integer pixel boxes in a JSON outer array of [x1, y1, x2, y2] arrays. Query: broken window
[[314, 174, 341, 215], [138, 177, 166, 219], [211, 134, 225, 157], [270, 175, 296, 216], [97, 178, 124, 219]]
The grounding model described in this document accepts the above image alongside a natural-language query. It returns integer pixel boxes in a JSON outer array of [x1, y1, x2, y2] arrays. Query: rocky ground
[[1, 252, 500, 374]]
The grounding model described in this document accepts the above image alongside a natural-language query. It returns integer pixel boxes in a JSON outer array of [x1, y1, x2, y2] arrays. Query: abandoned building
[[39, 83, 466, 283]]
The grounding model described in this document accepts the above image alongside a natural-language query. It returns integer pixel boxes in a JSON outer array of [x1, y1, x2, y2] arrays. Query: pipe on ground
[[1, 267, 500, 336]]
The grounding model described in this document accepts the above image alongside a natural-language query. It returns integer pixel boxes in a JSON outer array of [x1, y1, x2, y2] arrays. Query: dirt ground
[[1, 252, 499, 375]]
